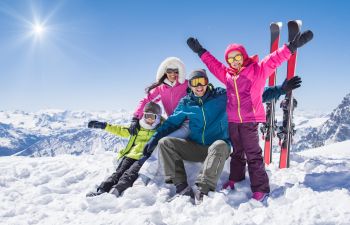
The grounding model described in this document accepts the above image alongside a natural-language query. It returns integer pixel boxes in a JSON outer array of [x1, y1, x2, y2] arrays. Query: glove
[[287, 30, 313, 53], [282, 76, 302, 92], [222, 180, 235, 190], [128, 117, 140, 136], [88, 120, 107, 129], [142, 137, 157, 158], [187, 37, 207, 57]]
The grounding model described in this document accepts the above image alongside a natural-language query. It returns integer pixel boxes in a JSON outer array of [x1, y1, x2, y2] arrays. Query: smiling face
[[227, 50, 243, 70], [165, 68, 179, 82], [190, 84, 208, 97]]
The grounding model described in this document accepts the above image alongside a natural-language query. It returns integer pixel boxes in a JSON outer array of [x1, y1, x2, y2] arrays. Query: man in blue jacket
[[143, 69, 301, 204]]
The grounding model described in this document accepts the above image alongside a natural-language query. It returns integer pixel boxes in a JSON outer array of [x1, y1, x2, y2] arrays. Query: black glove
[[88, 120, 107, 129], [287, 30, 313, 53], [128, 117, 140, 136], [187, 37, 207, 57], [142, 137, 157, 158], [282, 76, 302, 92]]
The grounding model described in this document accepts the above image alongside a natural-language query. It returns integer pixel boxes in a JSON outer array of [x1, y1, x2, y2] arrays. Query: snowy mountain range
[[294, 93, 350, 151], [1, 92, 350, 157], [0, 110, 131, 157]]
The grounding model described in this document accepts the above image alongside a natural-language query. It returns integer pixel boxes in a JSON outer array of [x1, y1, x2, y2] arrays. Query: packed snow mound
[[1, 141, 350, 225]]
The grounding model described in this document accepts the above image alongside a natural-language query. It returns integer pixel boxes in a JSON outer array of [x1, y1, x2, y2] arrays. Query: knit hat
[[188, 69, 208, 80], [144, 102, 162, 115]]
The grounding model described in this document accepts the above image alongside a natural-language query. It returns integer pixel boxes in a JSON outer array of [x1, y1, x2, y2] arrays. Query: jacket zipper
[[232, 77, 243, 123], [199, 98, 206, 145]]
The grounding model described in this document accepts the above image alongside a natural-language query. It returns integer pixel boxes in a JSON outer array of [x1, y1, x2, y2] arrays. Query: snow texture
[[1, 93, 350, 224], [1, 141, 350, 225]]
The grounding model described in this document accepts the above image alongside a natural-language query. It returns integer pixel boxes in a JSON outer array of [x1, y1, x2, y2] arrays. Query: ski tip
[[288, 20, 302, 27], [270, 22, 283, 28]]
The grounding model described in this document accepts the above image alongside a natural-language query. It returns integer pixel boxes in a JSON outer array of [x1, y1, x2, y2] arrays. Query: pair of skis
[[261, 20, 301, 169]]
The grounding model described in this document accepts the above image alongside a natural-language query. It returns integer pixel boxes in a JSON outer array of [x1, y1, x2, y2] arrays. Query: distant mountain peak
[[295, 92, 350, 151]]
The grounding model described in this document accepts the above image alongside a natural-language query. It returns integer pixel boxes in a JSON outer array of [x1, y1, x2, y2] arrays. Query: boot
[[175, 182, 194, 198], [109, 186, 120, 197], [252, 192, 269, 202], [86, 188, 106, 197]]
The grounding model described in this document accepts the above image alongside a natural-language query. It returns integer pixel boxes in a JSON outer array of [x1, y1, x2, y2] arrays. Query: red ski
[[262, 22, 282, 165], [278, 20, 302, 169]]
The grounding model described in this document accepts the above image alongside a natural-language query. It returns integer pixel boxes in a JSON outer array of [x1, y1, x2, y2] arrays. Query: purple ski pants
[[229, 122, 270, 193]]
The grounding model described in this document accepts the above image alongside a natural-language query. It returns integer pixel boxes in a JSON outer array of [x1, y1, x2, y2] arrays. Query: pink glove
[[222, 180, 235, 190]]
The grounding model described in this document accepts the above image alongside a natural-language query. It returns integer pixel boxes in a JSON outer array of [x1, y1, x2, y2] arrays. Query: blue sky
[[0, 0, 349, 112]]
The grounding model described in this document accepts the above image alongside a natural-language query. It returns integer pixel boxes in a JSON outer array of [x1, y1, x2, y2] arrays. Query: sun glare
[[33, 23, 45, 36]]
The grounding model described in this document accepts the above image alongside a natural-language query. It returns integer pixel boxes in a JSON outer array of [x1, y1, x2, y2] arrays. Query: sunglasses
[[166, 68, 179, 74], [144, 113, 158, 120], [227, 54, 243, 64], [189, 77, 208, 87]]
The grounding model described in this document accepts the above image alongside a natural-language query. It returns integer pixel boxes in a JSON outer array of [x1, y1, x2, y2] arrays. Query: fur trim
[[156, 57, 186, 84]]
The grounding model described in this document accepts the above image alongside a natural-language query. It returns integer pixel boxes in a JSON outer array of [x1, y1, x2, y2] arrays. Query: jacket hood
[[156, 57, 186, 84], [224, 44, 259, 72]]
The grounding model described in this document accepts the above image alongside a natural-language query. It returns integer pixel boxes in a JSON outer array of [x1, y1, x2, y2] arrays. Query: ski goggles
[[166, 68, 179, 74], [144, 113, 158, 120], [227, 54, 243, 63], [189, 77, 208, 87]]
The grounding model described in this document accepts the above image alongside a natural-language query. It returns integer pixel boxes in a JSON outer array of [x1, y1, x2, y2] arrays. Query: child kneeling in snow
[[86, 101, 162, 197]]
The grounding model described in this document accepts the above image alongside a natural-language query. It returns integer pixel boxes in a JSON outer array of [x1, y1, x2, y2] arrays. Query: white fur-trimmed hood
[[156, 57, 186, 84]]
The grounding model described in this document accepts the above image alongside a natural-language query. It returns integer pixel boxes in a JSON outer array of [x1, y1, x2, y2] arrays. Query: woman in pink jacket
[[130, 57, 190, 185], [187, 30, 313, 201]]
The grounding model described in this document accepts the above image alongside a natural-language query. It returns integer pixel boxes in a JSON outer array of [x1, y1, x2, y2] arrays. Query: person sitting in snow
[[86, 101, 163, 197]]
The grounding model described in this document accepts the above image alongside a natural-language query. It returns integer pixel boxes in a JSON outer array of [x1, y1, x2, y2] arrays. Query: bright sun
[[32, 24, 45, 36]]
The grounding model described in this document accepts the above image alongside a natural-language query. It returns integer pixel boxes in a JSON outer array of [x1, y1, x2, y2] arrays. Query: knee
[[246, 152, 263, 162], [209, 140, 230, 157], [158, 137, 174, 152]]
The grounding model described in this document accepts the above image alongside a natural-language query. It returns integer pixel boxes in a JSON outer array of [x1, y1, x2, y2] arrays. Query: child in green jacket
[[86, 102, 162, 197]]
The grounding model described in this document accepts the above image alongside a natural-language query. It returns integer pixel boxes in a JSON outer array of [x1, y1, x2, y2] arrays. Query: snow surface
[[1, 141, 350, 225]]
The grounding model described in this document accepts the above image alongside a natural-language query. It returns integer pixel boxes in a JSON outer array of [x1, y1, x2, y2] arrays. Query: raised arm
[[259, 44, 292, 80], [187, 37, 227, 85], [259, 30, 313, 80], [133, 87, 161, 119]]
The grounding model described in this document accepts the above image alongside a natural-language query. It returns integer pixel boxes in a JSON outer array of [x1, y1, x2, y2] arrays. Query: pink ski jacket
[[200, 44, 292, 123], [133, 81, 188, 119]]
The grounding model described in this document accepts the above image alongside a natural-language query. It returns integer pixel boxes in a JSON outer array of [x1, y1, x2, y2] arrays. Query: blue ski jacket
[[146, 84, 285, 151]]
